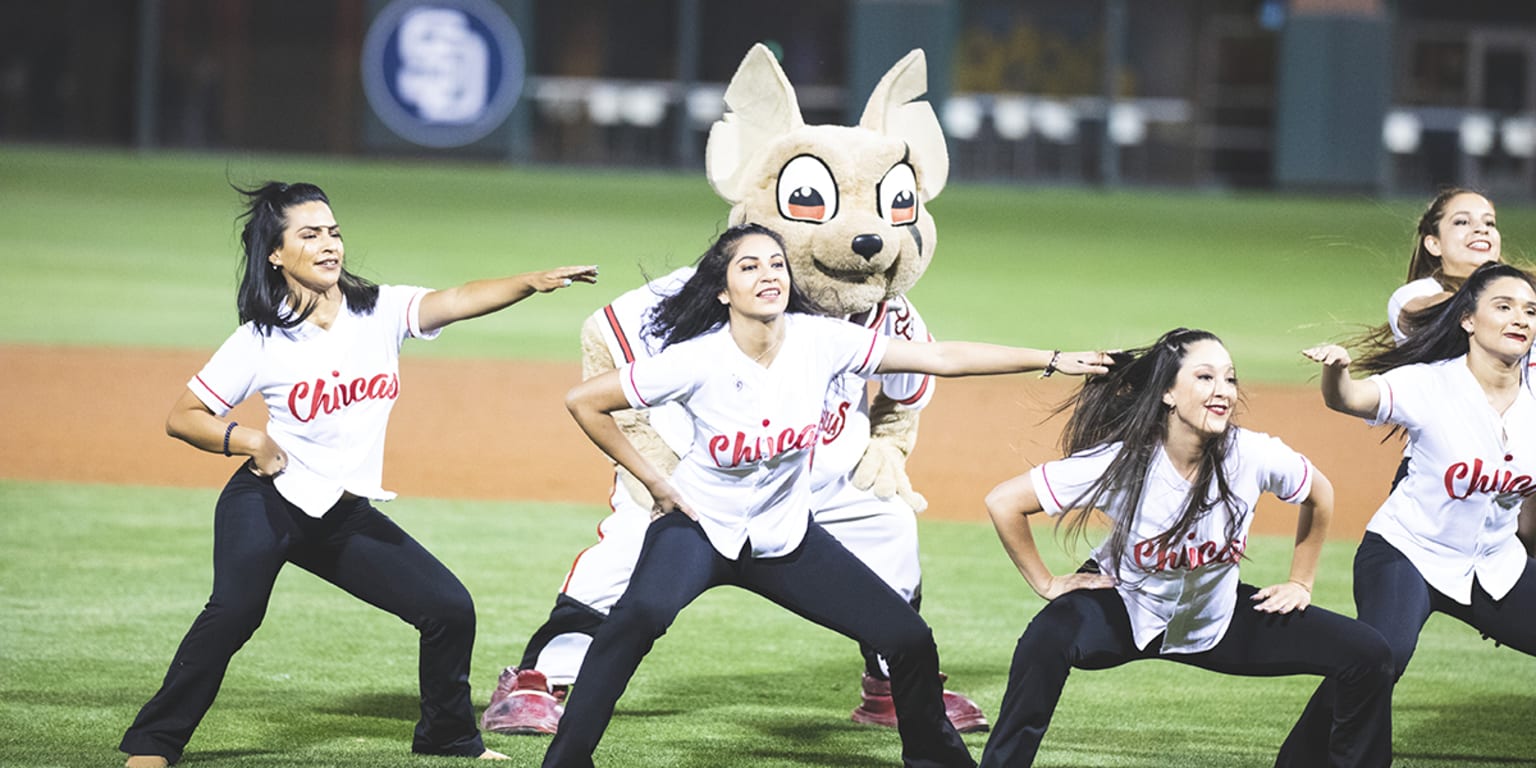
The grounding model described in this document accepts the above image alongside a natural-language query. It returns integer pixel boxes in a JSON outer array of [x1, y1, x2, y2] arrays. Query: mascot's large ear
[[858, 49, 948, 201], [706, 43, 805, 204]]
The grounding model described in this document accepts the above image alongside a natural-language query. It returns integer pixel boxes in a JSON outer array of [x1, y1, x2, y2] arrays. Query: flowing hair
[[1054, 328, 1247, 580], [645, 223, 824, 347], [234, 181, 379, 336], [1354, 261, 1536, 376]]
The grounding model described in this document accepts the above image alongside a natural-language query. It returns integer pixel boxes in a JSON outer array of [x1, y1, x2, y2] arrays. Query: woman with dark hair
[[978, 328, 1394, 768], [544, 223, 1112, 767], [119, 181, 598, 768], [1386, 188, 1501, 343], [1278, 262, 1536, 765]]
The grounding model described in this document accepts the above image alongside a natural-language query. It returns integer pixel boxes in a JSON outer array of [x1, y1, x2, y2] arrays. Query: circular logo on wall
[[361, 0, 526, 148]]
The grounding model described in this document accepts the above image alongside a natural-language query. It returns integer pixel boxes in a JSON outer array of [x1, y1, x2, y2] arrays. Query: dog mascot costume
[[484, 43, 986, 737]]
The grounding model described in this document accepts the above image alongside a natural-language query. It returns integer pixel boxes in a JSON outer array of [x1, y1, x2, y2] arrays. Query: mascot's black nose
[[851, 234, 884, 260]]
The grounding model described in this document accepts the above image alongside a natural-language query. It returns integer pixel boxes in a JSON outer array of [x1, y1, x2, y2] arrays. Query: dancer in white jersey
[[979, 328, 1394, 768], [1379, 189, 1506, 489], [543, 224, 1112, 768], [1385, 188, 1502, 344], [118, 181, 597, 768], [486, 266, 988, 735], [1280, 262, 1536, 765]]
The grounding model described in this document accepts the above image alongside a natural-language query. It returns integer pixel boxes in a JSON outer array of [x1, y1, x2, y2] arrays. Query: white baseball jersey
[[1030, 429, 1314, 653], [619, 313, 888, 559], [188, 285, 439, 516], [1386, 277, 1443, 344], [594, 267, 935, 490], [1365, 357, 1536, 604]]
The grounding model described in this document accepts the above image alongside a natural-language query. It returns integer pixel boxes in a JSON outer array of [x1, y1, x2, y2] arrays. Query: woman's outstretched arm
[[1302, 344, 1381, 419], [418, 265, 599, 333]]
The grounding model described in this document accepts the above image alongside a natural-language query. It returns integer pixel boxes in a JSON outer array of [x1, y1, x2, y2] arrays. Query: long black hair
[[1054, 328, 1246, 579], [1356, 261, 1536, 375], [234, 181, 379, 336], [645, 223, 824, 348]]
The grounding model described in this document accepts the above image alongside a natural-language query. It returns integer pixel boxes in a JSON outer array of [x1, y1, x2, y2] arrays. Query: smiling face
[[718, 233, 791, 323], [268, 200, 344, 297], [1162, 339, 1238, 440], [1462, 275, 1536, 364], [1427, 192, 1500, 278]]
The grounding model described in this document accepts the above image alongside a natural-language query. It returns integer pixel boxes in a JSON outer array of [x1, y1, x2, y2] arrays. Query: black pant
[[980, 584, 1394, 768], [1277, 532, 1536, 766], [119, 468, 485, 762], [519, 584, 921, 681], [540, 515, 974, 768]]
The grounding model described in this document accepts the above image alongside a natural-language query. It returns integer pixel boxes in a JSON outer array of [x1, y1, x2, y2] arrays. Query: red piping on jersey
[[857, 331, 881, 373], [1281, 459, 1311, 503], [1383, 380, 1394, 422], [194, 375, 235, 410], [407, 290, 426, 338], [896, 373, 933, 405], [604, 304, 636, 363], [627, 364, 651, 407], [866, 301, 888, 330], [1039, 465, 1065, 511], [561, 477, 622, 593]]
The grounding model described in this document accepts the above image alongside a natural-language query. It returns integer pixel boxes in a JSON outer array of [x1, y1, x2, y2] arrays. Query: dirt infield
[[0, 344, 1397, 538]]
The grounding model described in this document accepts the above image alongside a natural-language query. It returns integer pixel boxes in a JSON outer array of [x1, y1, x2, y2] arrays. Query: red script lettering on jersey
[[707, 419, 820, 468], [1443, 458, 1536, 500], [288, 371, 400, 423], [1132, 535, 1247, 572]]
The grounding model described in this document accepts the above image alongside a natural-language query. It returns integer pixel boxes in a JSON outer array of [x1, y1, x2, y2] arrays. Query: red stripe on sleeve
[[407, 290, 425, 337], [1383, 380, 1394, 422], [627, 363, 651, 407], [193, 375, 235, 410], [857, 331, 881, 373], [604, 305, 636, 363], [1039, 465, 1065, 511], [895, 375, 933, 405], [1282, 459, 1311, 503]]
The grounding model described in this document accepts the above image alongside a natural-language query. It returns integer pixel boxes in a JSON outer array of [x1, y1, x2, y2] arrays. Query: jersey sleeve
[[1027, 445, 1121, 517], [1367, 363, 1433, 431], [1386, 278, 1442, 343], [599, 268, 692, 364], [871, 297, 936, 409], [618, 341, 703, 410], [814, 315, 889, 379], [188, 327, 262, 417], [378, 285, 441, 342], [1243, 430, 1314, 505]]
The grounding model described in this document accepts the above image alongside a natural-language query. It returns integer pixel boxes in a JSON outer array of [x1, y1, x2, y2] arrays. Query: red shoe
[[850, 673, 990, 734], [481, 667, 564, 735]]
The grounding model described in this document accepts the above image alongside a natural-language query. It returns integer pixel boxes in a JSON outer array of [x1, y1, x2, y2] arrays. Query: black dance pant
[[980, 584, 1394, 768], [119, 468, 485, 763], [540, 515, 975, 768], [1276, 532, 1536, 766]]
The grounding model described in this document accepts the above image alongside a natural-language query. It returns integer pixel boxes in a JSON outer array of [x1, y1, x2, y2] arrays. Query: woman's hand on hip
[[248, 433, 289, 478], [646, 479, 698, 521]]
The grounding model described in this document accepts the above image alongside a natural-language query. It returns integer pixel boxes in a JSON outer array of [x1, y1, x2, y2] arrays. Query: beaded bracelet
[[223, 421, 238, 457], [1040, 350, 1061, 379]]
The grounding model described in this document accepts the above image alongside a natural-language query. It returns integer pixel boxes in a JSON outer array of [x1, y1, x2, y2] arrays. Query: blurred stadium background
[[2, 0, 1533, 198]]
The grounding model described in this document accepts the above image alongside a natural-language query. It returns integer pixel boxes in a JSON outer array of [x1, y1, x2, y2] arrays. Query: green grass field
[[2, 146, 1534, 766]]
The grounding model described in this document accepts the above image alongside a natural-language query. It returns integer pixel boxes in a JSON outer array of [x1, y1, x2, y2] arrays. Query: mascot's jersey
[[594, 267, 934, 492]]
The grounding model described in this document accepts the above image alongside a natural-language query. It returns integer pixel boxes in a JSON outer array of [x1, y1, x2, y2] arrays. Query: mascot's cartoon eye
[[777, 155, 838, 224], [878, 163, 919, 227]]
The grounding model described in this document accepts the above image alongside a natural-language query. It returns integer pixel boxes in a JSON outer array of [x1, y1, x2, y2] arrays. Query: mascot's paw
[[481, 667, 564, 736], [851, 439, 928, 513]]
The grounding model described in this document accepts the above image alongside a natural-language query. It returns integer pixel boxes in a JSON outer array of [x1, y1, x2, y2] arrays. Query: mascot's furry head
[[705, 44, 948, 316]]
